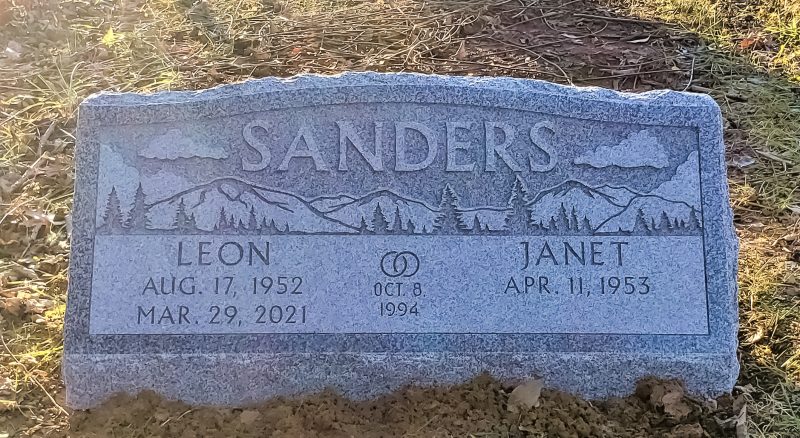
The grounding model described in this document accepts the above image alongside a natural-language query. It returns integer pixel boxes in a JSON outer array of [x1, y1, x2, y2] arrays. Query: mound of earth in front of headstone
[[68, 375, 745, 437]]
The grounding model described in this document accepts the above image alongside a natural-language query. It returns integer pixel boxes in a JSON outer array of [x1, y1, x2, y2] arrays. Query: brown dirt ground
[[69, 375, 745, 437]]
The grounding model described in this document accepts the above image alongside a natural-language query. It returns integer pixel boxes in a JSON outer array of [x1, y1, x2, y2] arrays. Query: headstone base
[[64, 352, 738, 409]]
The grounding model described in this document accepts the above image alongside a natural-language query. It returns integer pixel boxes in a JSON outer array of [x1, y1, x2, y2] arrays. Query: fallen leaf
[[742, 326, 764, 345], [507, 379, 543, 413], [479, 15, 501, 27], [739, 38, 756, 50], [101, 27, 119, 47], [730, 155, 755, 168], [454, 40, 467, 61], [153, 407, 171, 422], [0, 377, 16, 412], [21, 208, 55, 228], [734, 404, 747, 438], [670, 423, 703, 438], [716, 397, 747, 438], [662, 389, 692, 420], [239, 409, 261, 425], [10, 264, 37, 280], [0, 297, 24, 317], [4, 40, 22, 59]]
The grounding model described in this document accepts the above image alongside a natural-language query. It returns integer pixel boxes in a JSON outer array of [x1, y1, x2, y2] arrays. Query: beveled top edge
[[81, 72, 719, 110]]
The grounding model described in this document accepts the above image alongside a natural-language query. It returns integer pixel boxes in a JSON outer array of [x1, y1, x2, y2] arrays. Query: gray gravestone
[[64, 73, 738, 408]]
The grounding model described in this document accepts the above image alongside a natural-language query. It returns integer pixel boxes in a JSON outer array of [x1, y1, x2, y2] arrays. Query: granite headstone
[[64, 73, 738, 408]]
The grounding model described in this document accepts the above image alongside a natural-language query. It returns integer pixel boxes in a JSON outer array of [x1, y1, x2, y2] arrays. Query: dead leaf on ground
[[640, 379, 693, 421], [716, 396, 747, 438], [454, 40, 467, 60], [239, 409, 261, 425], [669, 423, 704, 438], [730, 155, 756, 168], [0, 377, 17, 412], [4, 40, 22, 59], [0, 297, 25, 317], [661, 389, 692, 420], [507, 379, 543, 413]]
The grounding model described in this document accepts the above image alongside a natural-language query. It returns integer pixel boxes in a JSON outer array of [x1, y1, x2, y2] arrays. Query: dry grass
[[616, 0, 800, 214], [0, 0, 799, 436], [615, 1, 800, 435]]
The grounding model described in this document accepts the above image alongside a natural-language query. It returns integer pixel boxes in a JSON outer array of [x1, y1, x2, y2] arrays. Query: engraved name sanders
[[240, 120, 557, 172]]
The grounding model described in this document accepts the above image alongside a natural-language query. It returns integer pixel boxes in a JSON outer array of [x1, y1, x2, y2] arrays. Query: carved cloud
[[139, 128, 228, 160], [653, 151, 701, 208], [574, 130, 669, 169]]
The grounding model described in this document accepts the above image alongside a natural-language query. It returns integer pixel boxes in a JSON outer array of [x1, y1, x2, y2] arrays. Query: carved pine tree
[[688, 207, 702, 231], [406, 219, 416, 234], [390, 206, 404, 234], [247, 207, 259, 233], [632, 208, 650, 234], [506, 176, 532, 233], [658, 211, 673, 234], [172, 198, 193, 232], [556, 204, 571, 232], [372, 203, 389, 234], [358, 217, 370, 233], [434, 184, 463, 234], [127, 183, 149, 231], [581, 216, 592, 235], [472, 215, 483, 234], [215, 207, 230, 233], [570, 207, 580, 232], [101, 186, 125, 232], [547, 216, 558, 232]]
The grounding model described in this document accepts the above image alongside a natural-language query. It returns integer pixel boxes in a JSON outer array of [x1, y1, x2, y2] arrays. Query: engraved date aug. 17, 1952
[[141, 275, 304, 297]]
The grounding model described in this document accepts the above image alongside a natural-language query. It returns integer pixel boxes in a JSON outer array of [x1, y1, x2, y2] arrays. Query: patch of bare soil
[[68, 375, 744, 437]]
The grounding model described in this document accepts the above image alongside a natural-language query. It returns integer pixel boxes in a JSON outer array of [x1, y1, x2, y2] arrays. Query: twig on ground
[[683, 55, 695, 91], [37, 121, 57, 157], [0, 334, 69, 417], [573, 13, 664, 26], [6, 153, 49, 197]]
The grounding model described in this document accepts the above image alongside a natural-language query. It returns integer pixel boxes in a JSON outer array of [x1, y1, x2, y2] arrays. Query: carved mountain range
[[525, 179, 702, 234], [310, 189, 439, 231], [103, 150, 703, 235], [146, 178, 358, 233]]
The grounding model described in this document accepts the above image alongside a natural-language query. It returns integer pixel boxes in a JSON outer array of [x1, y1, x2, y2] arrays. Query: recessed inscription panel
[[89, 102, 707, 337], [89, 235, 707, 335]]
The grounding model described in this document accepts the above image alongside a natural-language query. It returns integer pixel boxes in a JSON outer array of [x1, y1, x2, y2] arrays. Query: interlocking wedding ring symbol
[[380, 251, 420, 277]]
